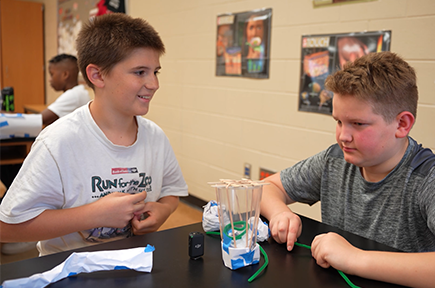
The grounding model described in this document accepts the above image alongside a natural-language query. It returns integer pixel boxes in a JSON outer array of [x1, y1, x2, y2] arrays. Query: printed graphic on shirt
[[112, 167, 138, 174], [86, 169, 152, 243]]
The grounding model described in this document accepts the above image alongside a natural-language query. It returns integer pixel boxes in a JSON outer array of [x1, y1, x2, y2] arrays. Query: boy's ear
[[86, 64, 105, 88], [395, 111, 415, 138], [62, 70, 69, 80]]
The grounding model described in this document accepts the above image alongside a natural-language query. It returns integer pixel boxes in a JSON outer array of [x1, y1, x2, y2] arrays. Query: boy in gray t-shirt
[[260, 51, 435, 287]]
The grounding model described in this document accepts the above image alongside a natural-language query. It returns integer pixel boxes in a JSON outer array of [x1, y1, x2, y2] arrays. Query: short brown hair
[[325, 51, 418, 122], [76, 13, 165, 89]]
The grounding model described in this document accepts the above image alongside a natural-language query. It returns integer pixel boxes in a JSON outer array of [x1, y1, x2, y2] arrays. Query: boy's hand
[[269, 210, 302, 251], [93, 191, 147, 228], [311, 232, 361, 274], [131, 196, 178, 235]]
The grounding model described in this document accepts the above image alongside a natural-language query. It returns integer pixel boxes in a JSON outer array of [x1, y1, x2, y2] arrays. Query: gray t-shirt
[[281, 137, 435, 252]]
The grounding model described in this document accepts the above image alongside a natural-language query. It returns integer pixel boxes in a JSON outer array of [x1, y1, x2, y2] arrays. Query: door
[[0, 0, 45, 113]]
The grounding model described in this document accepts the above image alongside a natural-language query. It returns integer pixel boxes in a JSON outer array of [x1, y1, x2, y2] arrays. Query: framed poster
[[313, 0, 377, 7], [216, 8, 272, 79], [298, 30, 391, 115], [57, 0, 126, 55]]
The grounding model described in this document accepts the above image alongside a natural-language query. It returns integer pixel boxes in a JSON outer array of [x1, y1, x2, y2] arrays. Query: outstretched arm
[[0, 191, 147, 242], [311, 232, 435, 288], [260, 173, 302, 251]]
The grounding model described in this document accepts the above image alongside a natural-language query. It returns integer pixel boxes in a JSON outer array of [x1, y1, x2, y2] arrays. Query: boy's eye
[[354, 122, 364, 126], [135, 70, 145, 76], [154, 71, 160, 76]]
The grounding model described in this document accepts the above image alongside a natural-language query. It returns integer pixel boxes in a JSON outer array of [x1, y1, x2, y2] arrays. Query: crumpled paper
[[202, 200, 270, 242], [1, 245, 154, 288]]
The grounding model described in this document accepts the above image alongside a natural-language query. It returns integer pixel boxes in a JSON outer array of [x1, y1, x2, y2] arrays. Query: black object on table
[[0, 215, 408, 287]]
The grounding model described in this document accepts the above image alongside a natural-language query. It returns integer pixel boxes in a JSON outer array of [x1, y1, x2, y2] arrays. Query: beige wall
[[37, 0, 435, 221]]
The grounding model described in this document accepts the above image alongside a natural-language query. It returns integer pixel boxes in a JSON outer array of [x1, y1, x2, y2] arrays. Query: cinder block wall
[[40, 0, 435, 221]]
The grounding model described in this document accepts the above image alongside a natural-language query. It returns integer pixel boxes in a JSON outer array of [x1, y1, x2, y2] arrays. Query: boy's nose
[[144, 76, 159, 90], [337, 126, 352, 143]]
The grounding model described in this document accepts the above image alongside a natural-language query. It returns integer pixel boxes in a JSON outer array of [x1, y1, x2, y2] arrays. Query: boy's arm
[[260, 173, 302, 251], [131, 195, 179, 235], [0, 191, 147, 242], [41, 108, 59, 126], [311, 232, 435, 288]]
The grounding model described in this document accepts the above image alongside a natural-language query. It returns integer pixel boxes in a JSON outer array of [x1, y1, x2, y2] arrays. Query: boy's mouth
[[138, 95, 151, 100]]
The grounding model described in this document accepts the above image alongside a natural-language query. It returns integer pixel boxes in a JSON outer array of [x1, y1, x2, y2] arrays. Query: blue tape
[[231, 258, 245, 270], [222, 233, 232, 254], [144, 244, 155, 252], [114, 266, 130, 270], [67, 272, 77, 277], [240, 249, 255, 264], [0, 121, 8, 128]]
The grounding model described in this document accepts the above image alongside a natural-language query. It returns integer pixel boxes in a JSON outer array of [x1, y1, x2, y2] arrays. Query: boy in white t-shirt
[[42, 54, 91, 126], [0, 13, 188, 255]]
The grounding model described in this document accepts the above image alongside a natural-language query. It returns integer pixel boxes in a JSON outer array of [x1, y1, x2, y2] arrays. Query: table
[[0, 216, 406, 287], [0, 137, 35, 165], [23, 104, 47, 114]]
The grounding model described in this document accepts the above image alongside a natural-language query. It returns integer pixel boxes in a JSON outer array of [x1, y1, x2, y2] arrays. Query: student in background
[[260, 52, 435, 288], [0, 13, 188, 256], [42, 54, 91, 126], [0, 54, 90, 138]]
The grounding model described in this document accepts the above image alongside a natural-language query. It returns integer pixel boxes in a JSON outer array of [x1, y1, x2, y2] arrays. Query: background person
[[42, 54, 91, 126]]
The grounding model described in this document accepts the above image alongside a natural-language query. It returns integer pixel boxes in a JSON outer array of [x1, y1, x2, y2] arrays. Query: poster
[[298, 30, 391, 115], [216, 8, 272, 79], [57, 0, 126, 55]]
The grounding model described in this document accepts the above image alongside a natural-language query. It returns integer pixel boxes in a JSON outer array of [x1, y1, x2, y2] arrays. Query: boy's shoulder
[[38, 105, 88, 140], [409, 137, 435, 176], [136, 116, 165, 135]]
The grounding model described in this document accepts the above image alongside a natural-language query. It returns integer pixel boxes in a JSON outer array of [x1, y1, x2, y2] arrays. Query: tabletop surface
[[0, 216, 407, 288]]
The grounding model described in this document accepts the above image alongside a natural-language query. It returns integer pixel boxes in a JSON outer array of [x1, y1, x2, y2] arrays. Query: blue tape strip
[[222, 233, 232, 254], [231, 258, 245, 270], [144, 244, 155, 252], [240, 249, 255, 264], [114, 266, 130, 270], [0, 121, 8, 128]]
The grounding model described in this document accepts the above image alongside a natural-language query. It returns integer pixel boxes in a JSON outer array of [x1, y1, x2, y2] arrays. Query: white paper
[[0, 113, 42, 139], [1, 245, 154, 288]]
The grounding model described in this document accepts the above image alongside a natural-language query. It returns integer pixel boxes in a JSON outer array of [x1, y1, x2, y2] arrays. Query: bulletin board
[[57, 0, 126, 55], [298, 30, 391, 115], [216, 8, 272, 79]]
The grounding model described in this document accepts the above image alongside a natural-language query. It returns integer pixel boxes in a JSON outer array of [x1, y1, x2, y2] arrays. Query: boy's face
[[102, 47, 161, 117], [48, 63, 66, 92], [332, 93, 400, 170], [246, 18, 264, 43]]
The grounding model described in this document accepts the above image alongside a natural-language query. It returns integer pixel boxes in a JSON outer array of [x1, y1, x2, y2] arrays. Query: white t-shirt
[[47, 84, 90, 117], [0, 103, 188, 255]]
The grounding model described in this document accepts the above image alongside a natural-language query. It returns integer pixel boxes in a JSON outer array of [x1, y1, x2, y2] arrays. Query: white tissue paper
[[202, 200, 270, 242], [0, 113, 42, 139], [0, 245, 154, 288]]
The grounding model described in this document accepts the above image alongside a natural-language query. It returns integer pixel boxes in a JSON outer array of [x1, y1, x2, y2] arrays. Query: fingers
[[270, 212, 302, 251], [131, 191, 147, 203]]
